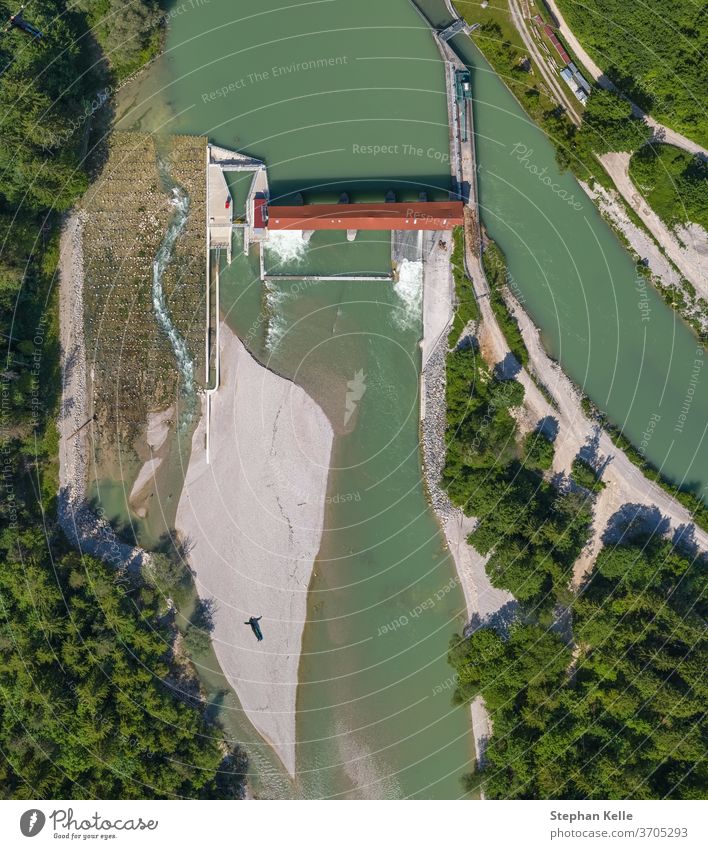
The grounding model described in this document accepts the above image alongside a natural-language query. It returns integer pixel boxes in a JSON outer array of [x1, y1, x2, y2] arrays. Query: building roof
[[267, 201, 464, 231], [253, 196, 267, 229], [544, 24, 571, 65]]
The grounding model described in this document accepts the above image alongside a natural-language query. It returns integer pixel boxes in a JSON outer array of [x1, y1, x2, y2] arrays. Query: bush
[[571, 456, 606, 493], [522, 429, 555, 472], [481, 239, 529, 366], [74, 0, 164, 79], [448, 228, 481, 345], [629, 144, 708, 231], [576, 89, 651, 155]]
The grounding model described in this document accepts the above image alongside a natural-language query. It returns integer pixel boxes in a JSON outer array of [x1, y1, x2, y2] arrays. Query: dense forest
[[443, 234, 706, 798], [555, 0, 708, 146], [449, 537, 707, 798], [0, 542, 246, 798], [0, 1, 244, 798], [629, 144, 708, 232]]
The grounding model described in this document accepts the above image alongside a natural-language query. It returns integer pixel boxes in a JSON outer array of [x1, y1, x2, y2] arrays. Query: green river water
[[110, 0, 706, 799]]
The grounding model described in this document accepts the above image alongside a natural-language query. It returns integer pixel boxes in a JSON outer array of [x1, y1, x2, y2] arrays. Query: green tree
[[522, 428, 555, 472], [571, 456, 606, 493], [629, 144, 708, 230], [449, 538, 707, 799], [577, 89, 651, 154]]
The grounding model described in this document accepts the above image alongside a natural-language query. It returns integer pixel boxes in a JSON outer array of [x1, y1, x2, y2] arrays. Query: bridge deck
[[267, 201, 464, 231]]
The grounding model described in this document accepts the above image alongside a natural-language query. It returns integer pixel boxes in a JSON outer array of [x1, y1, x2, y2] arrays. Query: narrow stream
[[152, 166, 196, 414]]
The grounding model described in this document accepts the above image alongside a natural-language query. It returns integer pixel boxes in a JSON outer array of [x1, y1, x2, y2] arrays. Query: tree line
[[449, 536, 706, 798], [1, 1, 246, 799], [442, 233, 705, 798]]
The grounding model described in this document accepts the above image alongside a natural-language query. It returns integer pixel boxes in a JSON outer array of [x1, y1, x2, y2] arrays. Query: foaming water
[[264, 282, 292, 351], [392, 259, 423, 330], [152, 179, 195, 420], [264, 230, 309, 267]]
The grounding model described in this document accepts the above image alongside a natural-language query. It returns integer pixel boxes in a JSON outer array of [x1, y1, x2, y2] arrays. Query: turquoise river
[[110, 0, 707, 798]]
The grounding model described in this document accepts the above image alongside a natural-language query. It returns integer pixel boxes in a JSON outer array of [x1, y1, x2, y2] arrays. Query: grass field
[[629, 143, 708, 232]]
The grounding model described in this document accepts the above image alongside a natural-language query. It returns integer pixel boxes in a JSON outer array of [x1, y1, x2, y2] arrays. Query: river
[[418, 0, 706, 500], [110, 0, 706, 799]]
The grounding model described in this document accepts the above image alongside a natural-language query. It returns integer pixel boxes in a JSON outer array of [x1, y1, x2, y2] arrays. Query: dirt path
[[463, 248, 707, 587], [600, 152, 708, 302], [543, 0, 708, 157]]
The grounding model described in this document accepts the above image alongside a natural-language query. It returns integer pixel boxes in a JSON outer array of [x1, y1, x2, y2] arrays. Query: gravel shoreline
[[421, 337, 456, 523], [57, 212, 145, 571]]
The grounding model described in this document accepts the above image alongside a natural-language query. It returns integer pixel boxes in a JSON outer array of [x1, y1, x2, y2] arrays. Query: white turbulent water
[[264, 282, 292, 351], [152, 186, 196, 405], [263, 231, 311, 350], [264, 229, 309, 266], [392, 259, 423, 330]]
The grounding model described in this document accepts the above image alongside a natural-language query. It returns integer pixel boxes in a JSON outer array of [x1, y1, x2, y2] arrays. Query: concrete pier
[[207, 163, 232, 261], [263, 273, 392, 283]]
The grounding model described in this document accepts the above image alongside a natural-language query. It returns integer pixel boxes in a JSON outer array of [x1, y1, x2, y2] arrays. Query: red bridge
[[265, 201, 464, 231]]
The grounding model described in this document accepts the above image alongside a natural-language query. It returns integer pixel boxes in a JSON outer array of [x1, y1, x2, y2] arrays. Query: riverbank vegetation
[[442, 344, 592, 613], [629, 145, 708, 232], [571, 456, 606, 493], [480, 238, 529, 366], [0, 540, 246, 798], [0, 0, 241, 798], [454, 1, 649, 187], [449, 536, 706, 798], [448, 226, 480, 344], [554, 0, 708, 147], [75, 0, 164, 79]]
